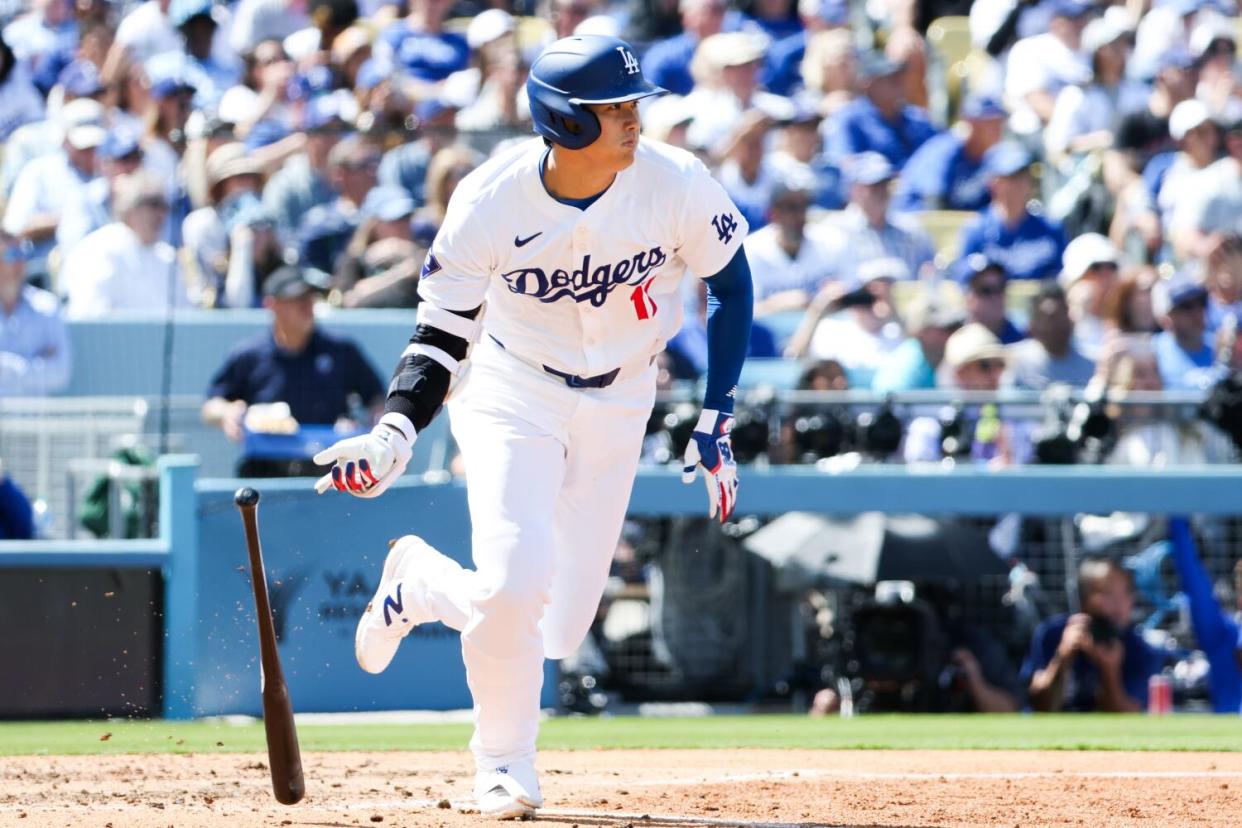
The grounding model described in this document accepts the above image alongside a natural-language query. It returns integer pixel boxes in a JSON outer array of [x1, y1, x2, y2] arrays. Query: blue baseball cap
[[1156, 45, 1197, 74], [846, 151, 895, 185], [301, 92, 355, 132], [1152, 273, 1208, 316], [145, 53, 197, 99], [287, 65, 335, 102], [169, 0, 214, 27], [982, 141, 1033, 179], [58, 59, 103, 97], [361, 186, 415, 222], [954, 252, 1009, 285], [98, 129, 142, 160], [1049, 0, 1093, 18], [960, 93, 1005, 120]]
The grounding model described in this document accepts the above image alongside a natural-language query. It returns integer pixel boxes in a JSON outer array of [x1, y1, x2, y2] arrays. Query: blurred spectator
[[411, 143, 483, 248], [788, 259, 905, 387], [57, 128, 145, 255], [0, 461, 34, 540], [1007, 282, 1095, 390], [0, 34, 48, 141], [1101, 264, 1159, 337], [1191, 13, 1240, 119], [332, 185, 421, 308], [115, 0, 188, 64], [1060, 232, 1121, 359], [170, 0, 241, 108], [684, 32, 791, 157], [373, 0, 468, 84], [894, 93, 1005, 213], [331, 23, 374, 90], [451, 12, 530, 132], [284, 0, 360, 60], [641, 0, 727, 97], [884, 19, 929, 112], [627, 0, 688, 42], [1003, 0, 1091, 137], [296, 133, 382, 277], [547, 0, 598, 40], [140, 56, 199, 179], [823, 50, 937, 172], [941, 322, 1007, 392], [62, 171, 190, 318], [714, 109, 780, 231], [1044, 14, 1146, 167], [1, 58, 103, 198], [0, 232, 70, 396], [765, 107, 844, 209], [1025, 557, 1158, 712], [262, 94, 350, 242], [1155, 99, 1219, 238], [817, 152, 934, 281], [202, 264, 384, 476], [871, 296, 964, 393], [744, 177, 839, 315], [956, 142, 1066, 282], [1151, 272, 1216, 390], [378, 98, 460, 204], [1170, 117, 1242, 263], [1204, 236, 1242, 332], [957, 253, 1024, 345], [4, 0, 78, 88], [796, 27, 855, 119], [763, 0, 850, 97], [3, 98, 103, 285]]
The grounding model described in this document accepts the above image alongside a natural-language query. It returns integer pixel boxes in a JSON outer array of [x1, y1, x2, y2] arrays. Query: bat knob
[[234, 487, 261, 508]]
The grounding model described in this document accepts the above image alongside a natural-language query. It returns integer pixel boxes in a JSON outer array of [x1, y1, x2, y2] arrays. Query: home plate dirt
[[3, 749, 1241, 827]]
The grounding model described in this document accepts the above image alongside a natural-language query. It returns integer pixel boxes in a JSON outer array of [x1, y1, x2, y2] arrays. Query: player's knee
[[473, 565, 551, 623]]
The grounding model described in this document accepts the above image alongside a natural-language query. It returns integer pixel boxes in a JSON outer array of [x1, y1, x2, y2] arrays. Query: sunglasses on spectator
[[343, 157, 381, 171], [136, 196, 169, 211], [1087, 261, 1118, 274], [972, 282, 1005, 297], [1173, 297, 1208, 311], [972, 359, 1004, 373]]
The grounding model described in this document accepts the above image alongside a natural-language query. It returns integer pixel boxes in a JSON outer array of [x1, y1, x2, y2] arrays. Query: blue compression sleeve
[[702, 247, 754, 414], [1168, 517, 1242, 713]]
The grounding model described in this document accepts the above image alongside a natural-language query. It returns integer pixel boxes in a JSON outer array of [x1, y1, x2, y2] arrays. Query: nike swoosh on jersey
[[514, 232, 542, 247]]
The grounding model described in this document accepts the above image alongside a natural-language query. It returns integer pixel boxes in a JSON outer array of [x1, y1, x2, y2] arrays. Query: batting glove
[[681, 408, 739, 523], [313, 413, 415, 499]]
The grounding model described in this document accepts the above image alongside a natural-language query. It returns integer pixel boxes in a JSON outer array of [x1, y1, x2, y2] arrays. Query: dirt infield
[[3, 748, 1242, 827]]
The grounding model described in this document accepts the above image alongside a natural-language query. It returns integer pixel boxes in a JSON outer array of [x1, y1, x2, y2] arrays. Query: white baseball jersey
[[418, 137, 749, 378]]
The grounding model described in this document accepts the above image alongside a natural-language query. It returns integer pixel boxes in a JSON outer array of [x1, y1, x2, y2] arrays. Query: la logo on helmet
[[616, 46, 639, 75]]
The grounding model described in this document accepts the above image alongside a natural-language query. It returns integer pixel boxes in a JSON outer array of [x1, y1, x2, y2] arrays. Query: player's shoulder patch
[[421, 253, 442, 278]]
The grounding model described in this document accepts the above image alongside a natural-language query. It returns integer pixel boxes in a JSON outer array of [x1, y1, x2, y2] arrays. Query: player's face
[[585, 101, 641, 170]]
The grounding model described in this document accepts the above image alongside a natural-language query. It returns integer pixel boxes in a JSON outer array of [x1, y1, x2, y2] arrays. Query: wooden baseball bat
[[235, 487, 306, 806]]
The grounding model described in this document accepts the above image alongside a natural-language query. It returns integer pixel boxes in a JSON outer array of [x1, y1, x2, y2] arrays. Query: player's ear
[[261, 296, 276, 312]]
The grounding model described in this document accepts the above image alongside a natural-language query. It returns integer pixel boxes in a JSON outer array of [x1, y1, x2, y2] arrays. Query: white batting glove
[[313, 413, 415, 499], [681, 408, 739, 523]]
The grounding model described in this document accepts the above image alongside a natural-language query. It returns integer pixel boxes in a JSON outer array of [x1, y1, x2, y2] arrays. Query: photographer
[[1024, 557, 1159, 712]]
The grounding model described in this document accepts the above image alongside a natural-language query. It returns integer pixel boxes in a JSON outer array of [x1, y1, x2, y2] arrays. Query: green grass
[[3, 715, 1242, 756]]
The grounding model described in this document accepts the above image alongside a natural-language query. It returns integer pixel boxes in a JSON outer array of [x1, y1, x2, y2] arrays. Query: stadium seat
[[917, 209, 975, 269], [925, 17, 973, 123]]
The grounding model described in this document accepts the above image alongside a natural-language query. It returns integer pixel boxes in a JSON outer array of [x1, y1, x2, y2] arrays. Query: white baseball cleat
[[355, 535, 440, 674], [474, 761, 542, 820]]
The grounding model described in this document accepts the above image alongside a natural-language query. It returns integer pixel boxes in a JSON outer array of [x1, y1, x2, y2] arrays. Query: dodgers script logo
[[501, 247, 667, 307]]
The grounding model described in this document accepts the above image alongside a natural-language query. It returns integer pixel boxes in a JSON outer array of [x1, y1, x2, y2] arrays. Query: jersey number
[[630, 281, 658, 320]]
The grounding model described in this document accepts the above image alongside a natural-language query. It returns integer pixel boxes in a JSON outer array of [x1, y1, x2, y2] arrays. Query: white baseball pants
[[414, 336, 656, 770]]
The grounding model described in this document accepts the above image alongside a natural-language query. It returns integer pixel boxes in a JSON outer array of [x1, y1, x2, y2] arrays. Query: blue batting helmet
[[526, 35, 667, 150]]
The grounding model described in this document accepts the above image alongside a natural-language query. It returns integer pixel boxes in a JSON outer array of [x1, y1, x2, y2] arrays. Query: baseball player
[[313, 34, 754, 819]]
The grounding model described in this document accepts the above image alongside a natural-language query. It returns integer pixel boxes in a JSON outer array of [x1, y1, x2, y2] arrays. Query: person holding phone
[[1023, 557, 1161, 712]]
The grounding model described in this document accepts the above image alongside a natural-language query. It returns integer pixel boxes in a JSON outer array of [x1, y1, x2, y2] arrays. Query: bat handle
[[314, 474, 334, 495]]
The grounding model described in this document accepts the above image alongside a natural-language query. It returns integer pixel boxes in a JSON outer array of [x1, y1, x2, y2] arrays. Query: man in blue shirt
[[894, 94, 1006, 213], [957, 253, 1024, 344], [0, 231, 69, 396], [823, 51, 939, 172], [1168, 517, 1241, 714], [641, 0, 729, 96], [1024, 557, 1160, 712], [1152, 274, 1217, 390], [955, 142, 1067, 281], [202, 266, 384, 476], [374, 0, 469, 83], [872, 296, 964, 392]]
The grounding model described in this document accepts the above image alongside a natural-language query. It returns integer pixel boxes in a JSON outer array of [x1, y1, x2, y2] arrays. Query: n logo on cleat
[[382, 583, 405, 626]]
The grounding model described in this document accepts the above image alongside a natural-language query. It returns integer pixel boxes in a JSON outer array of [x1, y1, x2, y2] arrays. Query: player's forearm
[[384, 303, 482, 432], [701, 248, 753, 414]]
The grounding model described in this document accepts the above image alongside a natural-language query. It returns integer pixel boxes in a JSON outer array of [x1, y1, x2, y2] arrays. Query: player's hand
[[681, 409, 739, 523], [312, 414, 415, 499]]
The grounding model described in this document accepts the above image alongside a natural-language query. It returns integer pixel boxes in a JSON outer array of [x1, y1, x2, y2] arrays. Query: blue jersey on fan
[[955, 208, 1066, 281], [375, 24, 469, 82], [824, 96, 939, 171], [893, 132, 991, 213]]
